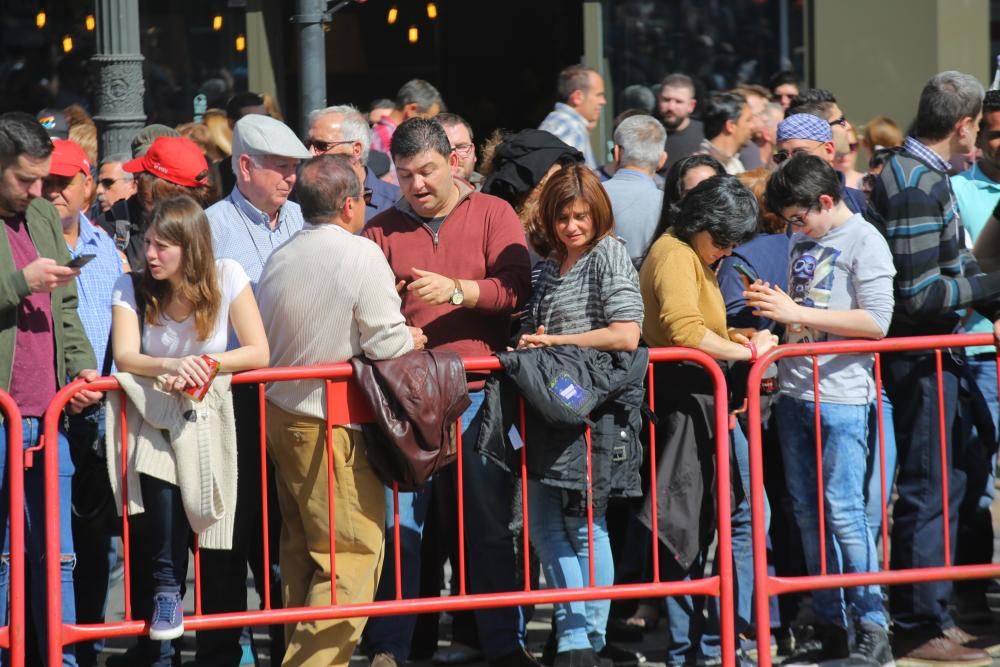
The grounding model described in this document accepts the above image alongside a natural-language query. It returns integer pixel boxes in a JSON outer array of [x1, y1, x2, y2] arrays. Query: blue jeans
[[67, 405, 117, 667], [663, 424, 758, 663], [363, 391, 525, 660], [0, 417, 77, 666], [528, 480, 612, 653], [956, 356, 998, 594], [776, 396, 886, 629], [864, 391, 897, 545], [884, 352, 963, 632]]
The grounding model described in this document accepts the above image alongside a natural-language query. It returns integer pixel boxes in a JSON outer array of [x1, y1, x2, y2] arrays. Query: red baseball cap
[[48, 139, 90, 178], [122, 136, 209, 188]]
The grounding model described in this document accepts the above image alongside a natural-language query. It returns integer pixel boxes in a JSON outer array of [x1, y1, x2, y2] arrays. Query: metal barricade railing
[[747, 332, 1000, 667], [0, 389, 24, 667], [38, 348, 736, 666]]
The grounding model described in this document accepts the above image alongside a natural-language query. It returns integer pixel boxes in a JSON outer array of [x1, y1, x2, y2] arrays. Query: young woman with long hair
[[109, 195, 268, 665]]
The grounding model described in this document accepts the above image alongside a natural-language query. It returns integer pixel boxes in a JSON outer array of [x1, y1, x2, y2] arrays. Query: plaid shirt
[[539, 103, 597, 169], [69, 214, 123, 372], [205, 187, 304, 287], [903, 135, 952, 173]]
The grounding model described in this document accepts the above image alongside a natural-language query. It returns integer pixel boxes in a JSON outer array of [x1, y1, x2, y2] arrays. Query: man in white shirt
[[256, 154, 423, 666]]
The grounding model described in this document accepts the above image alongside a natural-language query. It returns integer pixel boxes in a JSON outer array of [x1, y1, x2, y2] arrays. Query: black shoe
[[605, 618, 644, 643], [598, 643, 645, 666], [490, 647, 543, 667], [553, 649, 612, 667], [850, 621, 892, 666], [786, 623, 848, 663]]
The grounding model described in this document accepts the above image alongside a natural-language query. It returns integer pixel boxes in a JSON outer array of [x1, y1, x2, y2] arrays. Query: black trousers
[[195, 384, 285, 666]]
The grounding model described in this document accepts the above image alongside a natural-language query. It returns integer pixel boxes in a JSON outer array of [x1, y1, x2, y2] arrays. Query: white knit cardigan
[[104, 372, 238, 549]]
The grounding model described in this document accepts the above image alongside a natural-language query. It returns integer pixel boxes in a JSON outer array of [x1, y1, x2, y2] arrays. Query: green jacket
[[0, 198, 96, 397]]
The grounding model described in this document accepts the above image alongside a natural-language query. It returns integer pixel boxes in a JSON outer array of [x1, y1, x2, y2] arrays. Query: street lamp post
[[92, 0, 146, 159], [291, 0, 366, 134]]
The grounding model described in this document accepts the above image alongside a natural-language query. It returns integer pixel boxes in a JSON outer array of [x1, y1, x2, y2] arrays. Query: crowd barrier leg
[[0, 392, 24, 667]]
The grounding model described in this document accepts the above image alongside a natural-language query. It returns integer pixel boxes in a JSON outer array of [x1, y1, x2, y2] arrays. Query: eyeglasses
[[779, 203, 817, 227], [306, 139, 355, 153], [364, 187, 373, 205], [829, 116, 848, 128], [451, 143, 474, 157]]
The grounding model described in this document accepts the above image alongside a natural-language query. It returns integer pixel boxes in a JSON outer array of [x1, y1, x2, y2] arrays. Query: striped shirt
[[869, 137, 1000, 336], [69, 213, 123, 372], [524, 235, 644, 336], [204, 187, 304, 287], [539, 103, 597, 170]]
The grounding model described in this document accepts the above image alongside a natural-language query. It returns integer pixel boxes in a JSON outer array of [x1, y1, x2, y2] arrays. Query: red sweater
[[362, 184, 531, 363]]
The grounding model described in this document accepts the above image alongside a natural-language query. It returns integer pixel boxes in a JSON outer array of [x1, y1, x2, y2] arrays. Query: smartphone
[[733, 263, 757, 289], [66, 254, 96, 269]]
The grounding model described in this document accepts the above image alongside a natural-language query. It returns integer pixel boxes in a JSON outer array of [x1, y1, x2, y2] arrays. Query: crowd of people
[[0, 61, 999, 667]]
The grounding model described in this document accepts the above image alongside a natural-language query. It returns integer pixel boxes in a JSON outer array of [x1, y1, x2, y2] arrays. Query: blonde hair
[[203, 109, 232, 156], [139, 196, 221, 341]]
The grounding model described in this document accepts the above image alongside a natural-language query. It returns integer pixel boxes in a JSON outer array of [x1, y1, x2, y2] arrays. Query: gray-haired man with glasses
[[307, 104, 401, 221]]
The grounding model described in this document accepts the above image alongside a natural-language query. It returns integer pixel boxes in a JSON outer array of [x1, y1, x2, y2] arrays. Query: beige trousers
[[266, 402, 386, 667]]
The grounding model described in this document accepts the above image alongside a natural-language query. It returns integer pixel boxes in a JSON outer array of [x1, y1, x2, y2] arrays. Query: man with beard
[[659, 73, 703, 172]]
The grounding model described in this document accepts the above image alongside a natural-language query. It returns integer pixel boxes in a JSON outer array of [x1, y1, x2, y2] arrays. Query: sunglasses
[[306, 138, 355, 153], [773, 146, 817, 165], [829, 116, 848, 128]]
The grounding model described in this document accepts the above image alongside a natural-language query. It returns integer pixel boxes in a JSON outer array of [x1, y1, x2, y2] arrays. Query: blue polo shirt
[[951, 162, 1000, 353]]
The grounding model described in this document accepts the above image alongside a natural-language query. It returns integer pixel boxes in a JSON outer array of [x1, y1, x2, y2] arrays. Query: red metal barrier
[[39, 349, 736, 666], [0, 390, 24, 667], [747, 333, 1000, 667]]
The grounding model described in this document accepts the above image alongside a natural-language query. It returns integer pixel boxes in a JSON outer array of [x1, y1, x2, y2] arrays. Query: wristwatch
[[450, 279, 464, 305]]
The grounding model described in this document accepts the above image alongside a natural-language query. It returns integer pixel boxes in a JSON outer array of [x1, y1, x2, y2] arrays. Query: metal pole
[[293, 0, 327, 135], [92, 0, 146, 160]]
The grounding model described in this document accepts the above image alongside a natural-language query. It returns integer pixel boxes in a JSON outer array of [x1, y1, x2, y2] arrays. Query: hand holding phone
[[66, 254, 96, 269]]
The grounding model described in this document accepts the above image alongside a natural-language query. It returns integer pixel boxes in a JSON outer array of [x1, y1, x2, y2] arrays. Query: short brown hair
[[538, 164, 614, 258], [557, 65, 599, 103]]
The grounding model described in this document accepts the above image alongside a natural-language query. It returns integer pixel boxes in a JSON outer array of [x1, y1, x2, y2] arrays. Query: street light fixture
[[85, 14, 95, 31], [36, 11, 46, 29], [408, 25, 418, 43], [213, 15, 223, 31], [387, 6, 398, 24], [426, 2, 437, 19], [62, 35, 73, 53], [235, 34, 246, 52]]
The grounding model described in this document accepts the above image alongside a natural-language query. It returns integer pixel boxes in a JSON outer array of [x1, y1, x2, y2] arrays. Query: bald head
[[297, 154, 365, 232]]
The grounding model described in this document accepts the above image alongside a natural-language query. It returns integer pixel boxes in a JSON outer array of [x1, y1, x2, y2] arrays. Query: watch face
[[450, 290, 464, 305]]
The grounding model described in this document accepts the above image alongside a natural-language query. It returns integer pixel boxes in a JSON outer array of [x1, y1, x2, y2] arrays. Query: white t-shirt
[[111, 258, 250, 358]]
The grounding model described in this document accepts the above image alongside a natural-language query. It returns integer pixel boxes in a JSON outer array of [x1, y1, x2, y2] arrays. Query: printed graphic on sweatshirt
[[787, 239, 841, 344]]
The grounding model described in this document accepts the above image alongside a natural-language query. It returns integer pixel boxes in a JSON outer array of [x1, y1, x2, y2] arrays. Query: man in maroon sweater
[[361, 118, 534, 667]]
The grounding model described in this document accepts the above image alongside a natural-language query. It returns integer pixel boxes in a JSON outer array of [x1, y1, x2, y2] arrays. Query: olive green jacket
[[0, 198, 96, 399]]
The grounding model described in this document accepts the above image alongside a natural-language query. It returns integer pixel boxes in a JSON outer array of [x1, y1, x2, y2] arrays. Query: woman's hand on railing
[[164, 355, 213, 388], [750, 329, 780, 358]]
